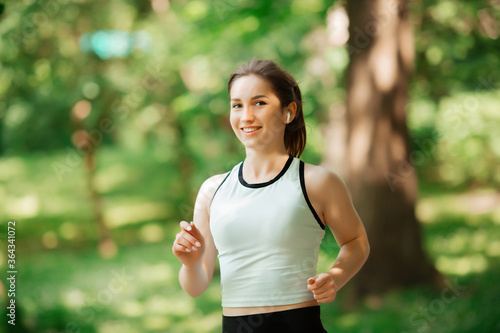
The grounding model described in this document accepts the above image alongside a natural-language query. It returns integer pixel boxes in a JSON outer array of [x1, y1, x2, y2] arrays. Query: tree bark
[[327, 0, 443, 298]]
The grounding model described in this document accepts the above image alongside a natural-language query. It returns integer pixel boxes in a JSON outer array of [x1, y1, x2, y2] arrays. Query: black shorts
[[222, 306, 328, 333]]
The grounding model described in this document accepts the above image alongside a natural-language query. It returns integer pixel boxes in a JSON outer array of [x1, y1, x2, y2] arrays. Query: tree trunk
[[71, 100, 117, 259], [327, 0, 442, 298]]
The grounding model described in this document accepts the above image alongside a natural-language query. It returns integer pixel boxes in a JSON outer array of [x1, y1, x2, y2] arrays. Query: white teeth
[[242, 127, 260, 133]]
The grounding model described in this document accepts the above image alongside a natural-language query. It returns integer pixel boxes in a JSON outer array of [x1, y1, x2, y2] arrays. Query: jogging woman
[[172, 59, 370, 333]]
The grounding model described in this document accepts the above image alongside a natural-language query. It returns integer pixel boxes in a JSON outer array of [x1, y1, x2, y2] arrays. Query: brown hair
[[227, 59, 306, 158]]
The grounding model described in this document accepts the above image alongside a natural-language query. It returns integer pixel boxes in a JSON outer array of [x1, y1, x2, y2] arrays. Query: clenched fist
[[307, 273, 337, 304]]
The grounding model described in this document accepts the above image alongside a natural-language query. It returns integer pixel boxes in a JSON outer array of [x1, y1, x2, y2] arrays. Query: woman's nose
[[240, 106, 255, 122]]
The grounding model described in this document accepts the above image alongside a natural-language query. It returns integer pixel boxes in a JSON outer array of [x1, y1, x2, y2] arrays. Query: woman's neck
[[242, 148, 290, 183]]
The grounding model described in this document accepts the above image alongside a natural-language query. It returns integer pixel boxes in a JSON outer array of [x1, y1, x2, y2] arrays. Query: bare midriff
[[222, 299, 319, 316]]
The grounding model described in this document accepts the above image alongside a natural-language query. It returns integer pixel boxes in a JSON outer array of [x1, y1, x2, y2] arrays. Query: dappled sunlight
[[4, 193, 40, 217], [432, 231, 467, 255], [204, 282, 222, 303], [417, 188, 500, 224], [326, 5, 349, 47], [32, 182, 90, 217], [436, 254, 488, 276], [0, 185, 5, 205], [119, 300, 144, 317], [494, 209, 500, 225], [424, 187, 500, 284], [59, 222, 79, 240], [416, 199, 439, 223], [144, 295, 171, 315], [139, 223, 165, 243], [180, 55, 224, 94], [466, 191, 500, 215], [183, 0, 208, 21], [470, 229, 489, 252], [0, 156, 27, 181], [104, 202, 170, 228], [485, 241, 500, 257], [98, 320, 135, 333], [430, 227, 498, 257], [142, 316, 172, 331], [433, 91, 500, 187], [161, 293, 195, 316], [16, 241, 221, 331], [349, 119, 372, 173], [40, 194, 89, 218], [95, 164, 132, 193], [138, 263, 174, 284], [370, 32, 398, 93], [61, 289, 86, 309], [175, 310, 222, 333]]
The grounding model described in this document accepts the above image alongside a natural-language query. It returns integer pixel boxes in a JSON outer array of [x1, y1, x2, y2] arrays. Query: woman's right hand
[[172, 221, 205, 268]]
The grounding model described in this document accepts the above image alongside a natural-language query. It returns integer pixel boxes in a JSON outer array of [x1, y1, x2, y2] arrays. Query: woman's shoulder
[[198, 172, 231, 206], [302, 162, 347, 197], [203, 172, 231, 191]]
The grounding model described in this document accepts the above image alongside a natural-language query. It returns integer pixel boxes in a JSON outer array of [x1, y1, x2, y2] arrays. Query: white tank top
[[210, 155, 326, 307]]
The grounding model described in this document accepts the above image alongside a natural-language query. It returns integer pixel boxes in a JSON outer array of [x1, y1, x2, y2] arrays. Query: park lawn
[[1, 146, 499, 332]]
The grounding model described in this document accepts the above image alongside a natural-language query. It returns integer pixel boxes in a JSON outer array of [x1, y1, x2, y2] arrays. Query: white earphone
[[286, 113, 290, 124]]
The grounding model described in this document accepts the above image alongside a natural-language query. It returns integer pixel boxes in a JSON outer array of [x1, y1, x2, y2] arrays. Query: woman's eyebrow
[[230, 95, 268, 101]]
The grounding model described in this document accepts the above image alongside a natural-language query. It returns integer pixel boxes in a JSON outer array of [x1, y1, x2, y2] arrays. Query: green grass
[[1, 146, 500, 332]]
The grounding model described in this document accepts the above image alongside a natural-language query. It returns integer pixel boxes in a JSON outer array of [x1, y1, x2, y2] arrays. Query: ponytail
[[284, 85, 306, 158]]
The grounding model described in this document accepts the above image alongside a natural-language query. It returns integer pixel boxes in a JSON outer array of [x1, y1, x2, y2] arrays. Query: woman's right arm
[[172, 173, 227, 298]]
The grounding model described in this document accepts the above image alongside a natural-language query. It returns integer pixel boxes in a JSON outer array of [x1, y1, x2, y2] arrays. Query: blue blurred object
[[79, 30, 152, 59]]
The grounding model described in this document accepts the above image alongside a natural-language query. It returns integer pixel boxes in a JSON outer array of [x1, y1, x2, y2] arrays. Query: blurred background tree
[[322, 0, 444, 299], [0, 0, 499, 332]]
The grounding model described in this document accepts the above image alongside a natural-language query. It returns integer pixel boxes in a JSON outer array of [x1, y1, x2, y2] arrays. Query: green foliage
[[0, 0, 330, 161], [1, 0, 498, 187], [409, 0, 500, 187]]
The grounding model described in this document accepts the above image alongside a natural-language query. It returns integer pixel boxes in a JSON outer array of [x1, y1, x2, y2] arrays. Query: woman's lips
[[241, 126, 262, 136]]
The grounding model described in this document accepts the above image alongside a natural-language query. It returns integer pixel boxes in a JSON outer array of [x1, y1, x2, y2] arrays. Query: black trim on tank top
[[211, 171, 232, 204], [238, 155, 294, 188], [299, 160, 326, 230]]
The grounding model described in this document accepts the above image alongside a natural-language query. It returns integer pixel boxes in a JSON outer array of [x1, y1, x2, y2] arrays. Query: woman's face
[[229, 75, 288, 152]]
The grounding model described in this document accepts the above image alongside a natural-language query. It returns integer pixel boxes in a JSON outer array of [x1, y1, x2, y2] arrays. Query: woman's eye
[[256, 101, 266, 106], [232, 104, 241, 109]]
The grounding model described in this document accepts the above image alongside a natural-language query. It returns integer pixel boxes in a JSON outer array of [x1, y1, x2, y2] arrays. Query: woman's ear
[[285, 101, 297, 124]]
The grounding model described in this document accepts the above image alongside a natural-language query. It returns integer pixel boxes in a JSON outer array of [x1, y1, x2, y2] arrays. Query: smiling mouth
[[241, 127, 262, 134]]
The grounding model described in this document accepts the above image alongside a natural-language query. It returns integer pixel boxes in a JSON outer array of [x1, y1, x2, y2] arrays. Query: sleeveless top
[[209, 155, 326, 307]]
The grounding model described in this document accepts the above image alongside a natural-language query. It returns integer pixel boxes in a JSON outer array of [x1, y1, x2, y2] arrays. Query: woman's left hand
[[307, 273, 337, 303]]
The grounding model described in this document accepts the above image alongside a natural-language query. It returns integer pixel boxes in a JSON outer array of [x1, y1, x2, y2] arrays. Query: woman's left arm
[[305, 164, 370, 303]]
